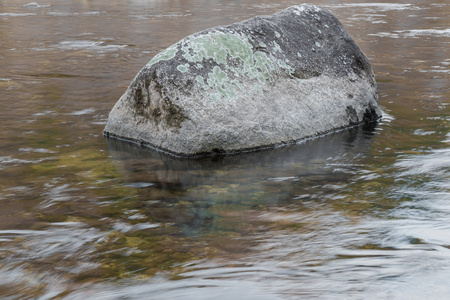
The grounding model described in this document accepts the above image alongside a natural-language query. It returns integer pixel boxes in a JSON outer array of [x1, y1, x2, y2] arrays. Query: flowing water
[[0, 0, 449, 299]]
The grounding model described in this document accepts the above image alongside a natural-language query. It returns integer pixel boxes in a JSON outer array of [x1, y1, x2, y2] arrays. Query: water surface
[[0, 0, 449, 299]]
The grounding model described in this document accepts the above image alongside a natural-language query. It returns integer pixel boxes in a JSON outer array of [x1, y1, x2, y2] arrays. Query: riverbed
[[0, 0, 449, 299]]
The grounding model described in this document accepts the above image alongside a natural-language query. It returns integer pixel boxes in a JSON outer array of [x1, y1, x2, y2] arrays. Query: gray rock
[[104, 4, 381, 157]]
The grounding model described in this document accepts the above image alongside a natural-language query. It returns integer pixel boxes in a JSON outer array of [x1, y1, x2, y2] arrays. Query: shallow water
[[0, 0, 449, 299]]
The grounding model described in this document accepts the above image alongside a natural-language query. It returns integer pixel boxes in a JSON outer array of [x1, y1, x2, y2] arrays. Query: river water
[[0, 0, 449, 299]]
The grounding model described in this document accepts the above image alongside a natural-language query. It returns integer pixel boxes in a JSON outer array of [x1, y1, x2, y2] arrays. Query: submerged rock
[[104, 4, 381, 157]]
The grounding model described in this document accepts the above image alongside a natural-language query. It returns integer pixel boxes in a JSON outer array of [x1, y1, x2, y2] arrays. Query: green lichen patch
[[175, 31, 295, 102], [196, 75, 206, 89], [142, 28, 298, 103], [146, 44, 178, 67], [177, 64, 189, 73]]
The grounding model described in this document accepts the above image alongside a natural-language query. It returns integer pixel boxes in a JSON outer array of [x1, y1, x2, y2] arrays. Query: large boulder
[[104, 4, 381, 157]]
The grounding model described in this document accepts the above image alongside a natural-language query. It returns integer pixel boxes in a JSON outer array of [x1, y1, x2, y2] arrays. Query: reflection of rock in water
[[106, 125, 377, 234], [106, 125, 375, 171]]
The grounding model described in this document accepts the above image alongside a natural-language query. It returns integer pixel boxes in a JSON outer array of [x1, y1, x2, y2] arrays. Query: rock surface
[[104, 4, 381, 157]]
